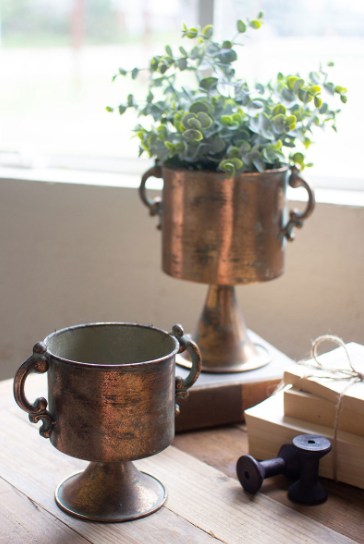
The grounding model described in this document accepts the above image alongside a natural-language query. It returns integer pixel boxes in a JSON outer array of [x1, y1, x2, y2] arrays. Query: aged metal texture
[[140, 165, 315, 285], [13, 322, 201, 522], [179, 285, 270, 373], [139, 165, 315, 372], [55, 461, 166, 522]]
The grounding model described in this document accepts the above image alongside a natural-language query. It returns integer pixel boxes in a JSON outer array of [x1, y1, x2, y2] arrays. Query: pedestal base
[[55, 461, 166, 522], [177, 285, 270, 373]]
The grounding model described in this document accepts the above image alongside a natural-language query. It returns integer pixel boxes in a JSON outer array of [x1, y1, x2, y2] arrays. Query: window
[[0, 0, 363, 190]]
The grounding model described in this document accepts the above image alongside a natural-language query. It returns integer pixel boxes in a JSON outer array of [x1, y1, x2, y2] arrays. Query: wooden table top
[[1, 374, 363, 544]]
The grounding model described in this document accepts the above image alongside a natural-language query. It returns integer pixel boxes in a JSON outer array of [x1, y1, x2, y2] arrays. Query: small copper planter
[[140, 165, 315, 372], [14, 322, 201, 522]]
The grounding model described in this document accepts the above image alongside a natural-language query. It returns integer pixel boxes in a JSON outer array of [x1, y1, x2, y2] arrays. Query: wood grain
[[174, 424, 364, 543], [0, 477, 89, 544], [0, 409, 355, 544]]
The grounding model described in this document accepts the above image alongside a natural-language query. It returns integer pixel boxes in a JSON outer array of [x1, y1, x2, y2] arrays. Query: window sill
[[1, 166, 364, 207]]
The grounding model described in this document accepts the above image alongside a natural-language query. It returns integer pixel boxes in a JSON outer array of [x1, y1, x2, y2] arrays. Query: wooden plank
[[0, 411, 221, 544], [0, 410, 355, 544], [0, 477, 89, 544], [174, 424, 364, 544], [173, 425, 248, 479]]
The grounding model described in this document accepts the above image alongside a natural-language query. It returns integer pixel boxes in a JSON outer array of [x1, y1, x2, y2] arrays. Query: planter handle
[[172, 324, 202, 416], [13, 342, 55, 438], [282, 166, 315, 241], [139, 164, 163, 229]]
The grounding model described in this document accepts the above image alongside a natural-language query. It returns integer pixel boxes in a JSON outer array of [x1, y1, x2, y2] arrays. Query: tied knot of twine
[[297, 334, 364, 482]]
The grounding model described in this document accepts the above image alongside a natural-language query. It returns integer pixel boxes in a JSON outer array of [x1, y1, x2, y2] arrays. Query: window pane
[[214, 0, 364, 186], [0, 0, 197, 167]]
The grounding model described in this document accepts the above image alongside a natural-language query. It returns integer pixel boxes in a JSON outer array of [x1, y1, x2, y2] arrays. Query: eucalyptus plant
[[107, 13, 347, 177]]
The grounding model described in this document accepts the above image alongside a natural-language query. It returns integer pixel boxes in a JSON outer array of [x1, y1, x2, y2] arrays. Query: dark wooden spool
[[236, 444, 301, 494], [288, 434, 332, 505]]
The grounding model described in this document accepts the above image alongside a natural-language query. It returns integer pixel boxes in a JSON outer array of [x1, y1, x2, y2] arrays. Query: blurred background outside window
[[0, 0, 363, 189]]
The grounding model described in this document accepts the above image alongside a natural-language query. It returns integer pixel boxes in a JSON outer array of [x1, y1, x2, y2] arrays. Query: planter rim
[[161, 164, 289, 178]]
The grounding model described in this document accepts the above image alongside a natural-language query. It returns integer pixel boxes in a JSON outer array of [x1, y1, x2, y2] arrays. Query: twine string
[[297, 335, 364, 482]]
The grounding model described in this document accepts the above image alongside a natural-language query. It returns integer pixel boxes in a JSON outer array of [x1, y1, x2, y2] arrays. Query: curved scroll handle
[[172, 324, 202, 416], [139, 164, 163, 229], [282, 166, 315, 241], [13, 342, 55, 438]]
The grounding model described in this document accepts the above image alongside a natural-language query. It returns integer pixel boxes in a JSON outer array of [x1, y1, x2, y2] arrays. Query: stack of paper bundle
[[245, 342, 364, 489]]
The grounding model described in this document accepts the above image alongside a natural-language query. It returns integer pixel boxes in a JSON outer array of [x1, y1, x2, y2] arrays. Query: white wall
[[1, 177, 363, 380]]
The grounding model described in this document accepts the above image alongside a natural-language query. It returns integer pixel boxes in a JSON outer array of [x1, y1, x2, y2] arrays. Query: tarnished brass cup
[[140, 165, 315, 372], [14, 322, 201, 522]]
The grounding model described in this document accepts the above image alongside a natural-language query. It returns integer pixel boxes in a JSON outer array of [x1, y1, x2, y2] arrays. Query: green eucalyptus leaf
[[179, 46, 187, 56], [200, 77, 218, 91], [186, 27, 198, 38], [218, 49, 237, 64], [132, 68, 139, 80], [227, 146, 240, 158], [182, 113, 197, 129], [239, 142, 251, 153], [127, 94, 134, 107], [165, 45, 173, 56], [187, 118, 202, 129], [252, 158, 265, 172], [258, 11, 264, 19], [335, 86, 347, 94], [222, 40, 233, 49], [175, 142, 186, 153], [178, 58, 187, 71], [229, 158, 243, 169], [118, 104, 127, 115], [118, 67, 127, 76], [309, 71, 320, 84], [298, 89, 312, 104], [341, 94, 348, 103], [292, 152, 304, 164], [190, 46, 199, 59], [197, 112, 213, 129], [189, 101, 210, 114], [183, 129, 203, 141], [221, 115, 232, 126], [165, 142, 175, 150], [152, 76, 165, 87], [106, 106, 114, 112], [211, 136, 226, 153], [324, 82, 335, 95], [273, 114, 285, 131], [249, 20, 261, 29], [237, 20, 247, 33], [287, 76, 299, 90], [314, 95, 322, 108], [292, 78, 305, 93], [202, 24, 214, 38], [150, 58, 159, 71], [271, 104, 286, 116]]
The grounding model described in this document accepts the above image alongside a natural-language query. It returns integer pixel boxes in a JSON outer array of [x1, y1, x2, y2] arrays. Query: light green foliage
[[108, 19, 347, 177]]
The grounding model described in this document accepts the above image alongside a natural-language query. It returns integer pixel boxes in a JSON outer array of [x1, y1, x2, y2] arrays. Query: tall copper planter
[[140, 165, 315, 372], [14, 322, 201, 522]]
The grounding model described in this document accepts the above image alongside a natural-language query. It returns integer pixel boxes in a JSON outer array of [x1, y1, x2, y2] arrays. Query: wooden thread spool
[[288, 434, 332, 505], [236, 444, 301, 494]]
